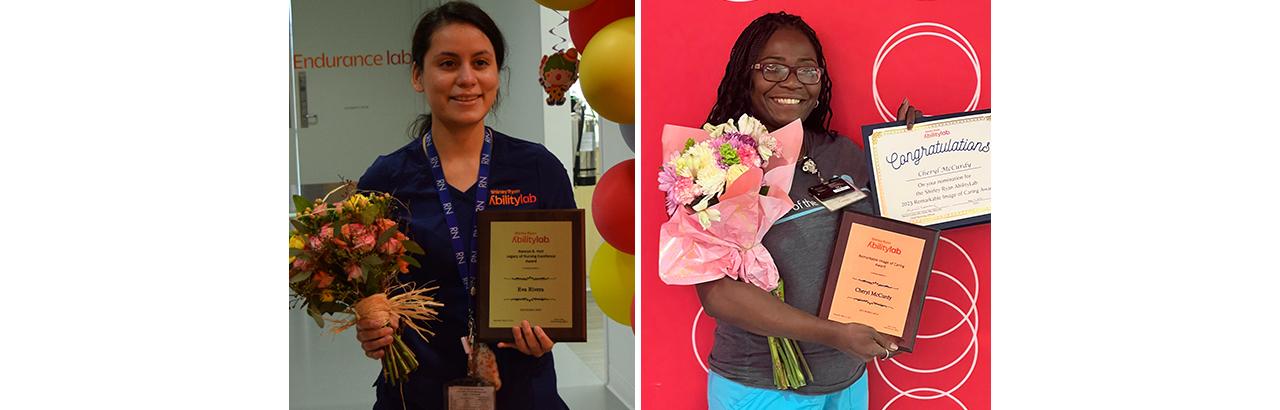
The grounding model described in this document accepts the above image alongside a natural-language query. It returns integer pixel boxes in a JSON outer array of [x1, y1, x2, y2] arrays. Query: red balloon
[[591, 159, 634, 254], [568, 0, 634, 51]]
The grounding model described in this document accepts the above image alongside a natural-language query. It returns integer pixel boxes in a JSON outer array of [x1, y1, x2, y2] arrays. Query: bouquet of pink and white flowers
[[656, 115, 814, 389], [657, 114, 780, 228]]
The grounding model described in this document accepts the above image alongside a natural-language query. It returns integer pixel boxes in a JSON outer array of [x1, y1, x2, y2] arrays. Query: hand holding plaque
[[828, 321, 904, 362], [476, 210, 587, 343], [818, 211, 939, 352]]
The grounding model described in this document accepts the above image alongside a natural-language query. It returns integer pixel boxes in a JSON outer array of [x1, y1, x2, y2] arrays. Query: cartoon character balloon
[[539, 48, 580, 106]]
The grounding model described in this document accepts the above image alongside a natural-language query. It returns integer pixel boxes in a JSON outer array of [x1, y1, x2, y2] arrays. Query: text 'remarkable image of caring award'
[[862, 109, 991, 229], [475, 209, 587, 343], [818, 211, 940, 352]]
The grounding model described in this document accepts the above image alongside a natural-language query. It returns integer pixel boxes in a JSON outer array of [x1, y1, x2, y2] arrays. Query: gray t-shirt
[[707, 130, 875, 395]]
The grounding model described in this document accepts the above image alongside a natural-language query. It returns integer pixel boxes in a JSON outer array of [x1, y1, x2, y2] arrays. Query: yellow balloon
[[589, 242, 634, 327], [535, 0, 595, 11], [579, 17, 634, 124]]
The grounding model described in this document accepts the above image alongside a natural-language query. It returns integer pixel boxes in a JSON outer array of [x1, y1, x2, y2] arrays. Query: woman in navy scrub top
[[353, 2, 572, 409]]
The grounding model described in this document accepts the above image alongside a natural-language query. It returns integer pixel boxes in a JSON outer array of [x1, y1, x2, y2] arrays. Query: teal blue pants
[[707, 371, 868, 410]]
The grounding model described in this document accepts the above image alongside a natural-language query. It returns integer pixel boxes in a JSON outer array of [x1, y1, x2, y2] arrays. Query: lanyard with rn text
[[422, 128, 493, 340]]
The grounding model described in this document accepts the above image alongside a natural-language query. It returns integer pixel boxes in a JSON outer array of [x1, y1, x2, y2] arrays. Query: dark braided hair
[[706, 12, 835, 135]]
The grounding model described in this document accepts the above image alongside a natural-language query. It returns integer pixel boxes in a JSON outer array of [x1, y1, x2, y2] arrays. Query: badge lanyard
[[422, 128, 493, 345], [799, 133, 866, 211]]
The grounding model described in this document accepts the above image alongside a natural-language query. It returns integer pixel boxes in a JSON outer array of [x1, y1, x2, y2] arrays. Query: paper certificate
[[819, 211, 939, 352], [476, 210, 586, 343], [862, 110, 991, 229]]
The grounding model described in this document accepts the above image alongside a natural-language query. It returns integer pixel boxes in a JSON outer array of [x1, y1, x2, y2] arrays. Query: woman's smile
[[450, 93, 483, 106]]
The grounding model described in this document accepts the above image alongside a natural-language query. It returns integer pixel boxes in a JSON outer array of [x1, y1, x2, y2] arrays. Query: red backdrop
[[641, 1, 990, 409]]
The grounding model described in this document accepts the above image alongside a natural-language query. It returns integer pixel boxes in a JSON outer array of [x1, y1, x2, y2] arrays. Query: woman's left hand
[[896, 98, 925, 130], [497, 320, 555, 358]]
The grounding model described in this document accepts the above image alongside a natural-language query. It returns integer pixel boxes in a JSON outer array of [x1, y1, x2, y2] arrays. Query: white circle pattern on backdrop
[[692, 306, 710, 373], [876, 236, 980, 409], [872, 22, 982, 122]]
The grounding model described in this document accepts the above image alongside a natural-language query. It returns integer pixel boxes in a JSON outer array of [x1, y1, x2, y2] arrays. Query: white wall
[[290, 0, 431, 187], [606, 319, 636, 409]]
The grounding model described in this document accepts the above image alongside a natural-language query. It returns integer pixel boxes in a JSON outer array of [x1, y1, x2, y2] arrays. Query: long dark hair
[[705, 12, 834, 135], [407, 1, 507, 139]]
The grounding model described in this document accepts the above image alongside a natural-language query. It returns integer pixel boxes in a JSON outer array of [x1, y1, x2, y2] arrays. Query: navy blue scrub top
[[357, 128, 574, 410]]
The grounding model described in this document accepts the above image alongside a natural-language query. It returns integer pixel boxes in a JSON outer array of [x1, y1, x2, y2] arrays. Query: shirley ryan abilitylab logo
[[489, 189, 537, 207]]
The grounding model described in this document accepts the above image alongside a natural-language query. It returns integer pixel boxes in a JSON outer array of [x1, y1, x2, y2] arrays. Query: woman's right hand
[[829, 322, 901, 362], [355, 316, 399, 360]]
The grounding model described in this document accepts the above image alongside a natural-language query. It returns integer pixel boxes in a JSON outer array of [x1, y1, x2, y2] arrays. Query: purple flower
[[710, 133, 758, 169], [710, 132, 763, 168], [658, 164, 702, 215]]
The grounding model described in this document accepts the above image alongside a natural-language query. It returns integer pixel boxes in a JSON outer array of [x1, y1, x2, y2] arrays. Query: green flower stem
[[784, 340, 802, 386], [382, 351, 396, 384], [384, 345, 396, 384], [380, 333, 419, 385], [769, 338, 782, 386], [765, 279, 812, 390], [399, 335, 418, 369], [794, 340, 814, 380]]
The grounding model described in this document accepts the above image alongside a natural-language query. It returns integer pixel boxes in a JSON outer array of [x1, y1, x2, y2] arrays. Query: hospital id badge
[[808, 176, 866, 211], [445, 379, 495, 410]]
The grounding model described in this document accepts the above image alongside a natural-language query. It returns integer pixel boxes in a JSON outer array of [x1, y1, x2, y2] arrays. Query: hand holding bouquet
[[656, 116, 814, 389], [289, 183, 441, 386]]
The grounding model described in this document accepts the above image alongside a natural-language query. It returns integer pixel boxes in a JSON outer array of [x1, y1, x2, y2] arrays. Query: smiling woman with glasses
[[695, 11, 923, 410], [750, 63, 824, 85]]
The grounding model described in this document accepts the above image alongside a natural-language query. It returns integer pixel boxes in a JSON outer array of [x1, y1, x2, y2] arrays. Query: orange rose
[[343, 224, 376, 252], [291, 258, 312, 272], [313, 271, 334, 289], [380, 238, 404, 255], [376, 218, 397, 231], [345, 263, 364, 281]]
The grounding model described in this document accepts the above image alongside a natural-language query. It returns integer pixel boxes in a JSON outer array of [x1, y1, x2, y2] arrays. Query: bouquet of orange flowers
[[289, 183, 441, 385]]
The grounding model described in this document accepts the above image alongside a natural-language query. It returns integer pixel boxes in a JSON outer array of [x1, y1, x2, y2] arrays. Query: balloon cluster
[[536, 0, 635, 331], [589, 159, 634, 329]]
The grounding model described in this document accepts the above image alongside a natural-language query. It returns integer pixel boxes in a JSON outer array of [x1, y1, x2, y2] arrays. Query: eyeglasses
[[750, 63, 823, 85]]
